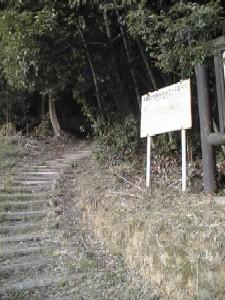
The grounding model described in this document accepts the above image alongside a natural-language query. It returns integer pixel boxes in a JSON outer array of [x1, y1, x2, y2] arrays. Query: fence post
[[195, 63, 217, 193]]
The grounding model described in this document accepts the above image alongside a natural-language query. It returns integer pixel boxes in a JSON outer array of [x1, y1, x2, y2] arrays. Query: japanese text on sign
[[140, 79, 192, 138]]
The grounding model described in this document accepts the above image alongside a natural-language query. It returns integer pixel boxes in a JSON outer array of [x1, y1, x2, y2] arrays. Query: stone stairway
[[0, 150, 91, 300]]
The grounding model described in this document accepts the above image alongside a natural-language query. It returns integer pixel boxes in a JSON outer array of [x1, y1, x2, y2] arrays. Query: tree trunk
[[76, 23, 104, 116], [48, 94, 62, 137], [137, 39, 158, 91], [116, 9, 141, 110], [103, 7, 128, 112], [41, 93, 46, 118]]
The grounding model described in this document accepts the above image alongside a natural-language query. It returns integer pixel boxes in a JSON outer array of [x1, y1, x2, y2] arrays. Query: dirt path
[[0, 145, 155, 300]]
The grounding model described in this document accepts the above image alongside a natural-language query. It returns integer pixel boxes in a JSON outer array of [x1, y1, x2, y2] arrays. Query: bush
[[33, 114, 53, 138], [93, 114, 139, 165], [0, 122, 17, 137]]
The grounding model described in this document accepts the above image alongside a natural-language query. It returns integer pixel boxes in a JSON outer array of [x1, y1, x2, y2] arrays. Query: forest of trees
[[0, 0, 224, 152]]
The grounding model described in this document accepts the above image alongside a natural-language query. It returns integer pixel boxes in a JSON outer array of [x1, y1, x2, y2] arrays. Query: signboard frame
[[141, 79, 192, 191]]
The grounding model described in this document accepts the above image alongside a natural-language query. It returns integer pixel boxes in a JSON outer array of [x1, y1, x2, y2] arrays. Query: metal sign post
[[141, 79, 192, 191], [146, 135, 151, 187], [181, 129, 187, 192]]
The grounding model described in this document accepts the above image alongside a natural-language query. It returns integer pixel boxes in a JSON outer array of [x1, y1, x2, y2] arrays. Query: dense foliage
[[94, 113, 138, 164], [127, 1, 225, 77], [0, 0, 224, 158]]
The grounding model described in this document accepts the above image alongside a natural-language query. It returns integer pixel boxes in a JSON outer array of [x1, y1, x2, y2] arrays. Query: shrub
[[33, 114, 53, 138], [0, 122, 17, 137], [93, 114, 139, 165]]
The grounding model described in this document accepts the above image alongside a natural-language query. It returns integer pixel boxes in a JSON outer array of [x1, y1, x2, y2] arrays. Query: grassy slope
[[74, 159, 225, 300]]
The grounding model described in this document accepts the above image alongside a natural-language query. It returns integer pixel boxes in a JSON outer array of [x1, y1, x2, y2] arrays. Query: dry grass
[[51, 164, 156, 299], [76, 159, 225, 300]]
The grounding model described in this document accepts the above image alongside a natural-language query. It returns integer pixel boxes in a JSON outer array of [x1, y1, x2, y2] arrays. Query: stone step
[[21, 165, 64, 169], [0, 273, 82, 295], [14, 175, 57, 181], [0, 246, 46, 259], [0, 199, 47, 212], [44, 296, 78, 300], [0, 153, 87, 299], [13, 169, 60, 174], [61, 151, 91, 161], [47, 296, 75, 300], [20, 163, 49, 169], [0, 192, 49, 199], [53, 158, 66, 161], [0, 257, 54, 277], [62, 150, 91, 155], [11, 180, 51, 185], [0, 233, 46, 244], [0, 256, 63, 289], [18, 171, 58, 176], [46, 164, 68, 168], [0, 222, 43, 235], [1, 253, 53, 268], [33, 163, 69, 168], [0, 210, 45, 221], [2, 185, 50, 192], [14, 171, 72, 178], [46, 159, 69, 163], [18, 166, 55, 169]]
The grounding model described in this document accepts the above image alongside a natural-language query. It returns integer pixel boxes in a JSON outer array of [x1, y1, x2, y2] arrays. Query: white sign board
[[141, 79, 192, 138]]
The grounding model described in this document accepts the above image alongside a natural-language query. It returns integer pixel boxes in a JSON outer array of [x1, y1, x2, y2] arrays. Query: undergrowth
[[93, 114, 138, 165], [0, 123, 23, 171], [33, 114, 53, 139]]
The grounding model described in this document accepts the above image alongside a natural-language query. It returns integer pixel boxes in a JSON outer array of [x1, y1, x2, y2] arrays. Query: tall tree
[[127, 1, 225, 77], [0, 3, 85, 135]]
